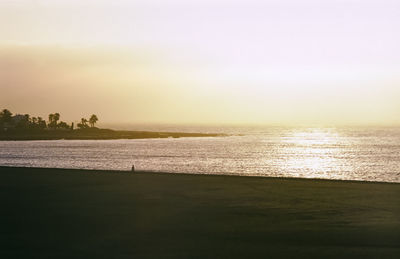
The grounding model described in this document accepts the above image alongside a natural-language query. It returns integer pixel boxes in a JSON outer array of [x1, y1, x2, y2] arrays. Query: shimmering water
[[1, 127, 400, 183]]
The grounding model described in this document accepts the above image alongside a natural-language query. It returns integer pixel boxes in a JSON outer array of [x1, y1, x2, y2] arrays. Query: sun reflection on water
[[278, 128, 353, 179], [1, 127, 398, 182]]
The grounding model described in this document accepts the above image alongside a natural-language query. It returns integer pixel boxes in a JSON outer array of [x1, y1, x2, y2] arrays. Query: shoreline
[[1, 165, 399, 185], [0, 128, 224, 141], [1, 166, 399, 258]]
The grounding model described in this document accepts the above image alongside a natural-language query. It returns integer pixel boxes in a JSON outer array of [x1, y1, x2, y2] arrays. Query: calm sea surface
[[1, 126, 400, 183]]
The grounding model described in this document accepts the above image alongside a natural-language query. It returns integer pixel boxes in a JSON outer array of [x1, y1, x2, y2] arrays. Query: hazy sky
[[1, 0, 399, 125]]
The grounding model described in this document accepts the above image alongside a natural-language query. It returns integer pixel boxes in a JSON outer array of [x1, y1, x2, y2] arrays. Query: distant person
[[131, 164, 135, 172]]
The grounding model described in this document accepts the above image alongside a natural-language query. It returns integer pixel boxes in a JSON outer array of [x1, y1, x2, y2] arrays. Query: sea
[[1, 126, 400, 183]]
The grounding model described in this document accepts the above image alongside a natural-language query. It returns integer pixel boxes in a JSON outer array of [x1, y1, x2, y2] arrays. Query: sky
[[1, 0, 400, 126]]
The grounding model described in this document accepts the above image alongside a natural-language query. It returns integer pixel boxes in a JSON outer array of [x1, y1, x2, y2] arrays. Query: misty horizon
[[1, 0, 400, 126]]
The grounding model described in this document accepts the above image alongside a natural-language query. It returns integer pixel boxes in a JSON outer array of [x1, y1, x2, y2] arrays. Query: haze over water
[[1, 126, 399, 183]]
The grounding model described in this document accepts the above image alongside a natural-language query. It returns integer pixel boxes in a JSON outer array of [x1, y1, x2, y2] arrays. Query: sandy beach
[[0, 166, 399, 258]]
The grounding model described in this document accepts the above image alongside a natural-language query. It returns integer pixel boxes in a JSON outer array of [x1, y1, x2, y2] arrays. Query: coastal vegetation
[[0, 109, 221, 140], [0, 109, 98, 131]]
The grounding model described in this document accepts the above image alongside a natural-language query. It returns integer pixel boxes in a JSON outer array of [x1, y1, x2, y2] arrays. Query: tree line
[[0, 109, 98, 131]]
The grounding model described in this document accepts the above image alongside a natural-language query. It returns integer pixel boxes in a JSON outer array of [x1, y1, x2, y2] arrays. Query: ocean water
[[0, 126, 400, 183]]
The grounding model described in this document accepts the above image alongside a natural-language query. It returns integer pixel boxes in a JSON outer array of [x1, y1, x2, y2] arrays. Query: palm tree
[[89, 114, 98, 128], [77, 118, 89, 129], [0, 109, 13, 129], [0, 109, 13, 123], [37, 117, 46, 129], [54, 113, 60, 124], [48, 113, 60, 129], [48, 114, 55, 128]]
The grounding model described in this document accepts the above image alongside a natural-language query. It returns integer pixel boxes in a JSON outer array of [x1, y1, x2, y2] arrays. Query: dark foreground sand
[[0, 167, 399, 258]]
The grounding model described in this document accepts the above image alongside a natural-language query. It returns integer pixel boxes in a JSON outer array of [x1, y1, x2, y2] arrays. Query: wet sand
[[0, 166, 399, 258]]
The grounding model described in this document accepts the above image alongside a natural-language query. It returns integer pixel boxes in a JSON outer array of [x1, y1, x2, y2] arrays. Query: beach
[[1, 166, 399, 258]]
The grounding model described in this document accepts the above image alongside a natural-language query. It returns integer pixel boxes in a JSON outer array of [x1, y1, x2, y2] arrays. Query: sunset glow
[[1, 0, 400, 125]]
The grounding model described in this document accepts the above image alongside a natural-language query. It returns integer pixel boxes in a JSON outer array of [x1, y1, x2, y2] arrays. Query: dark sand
[[0, 166, 399, 258]]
